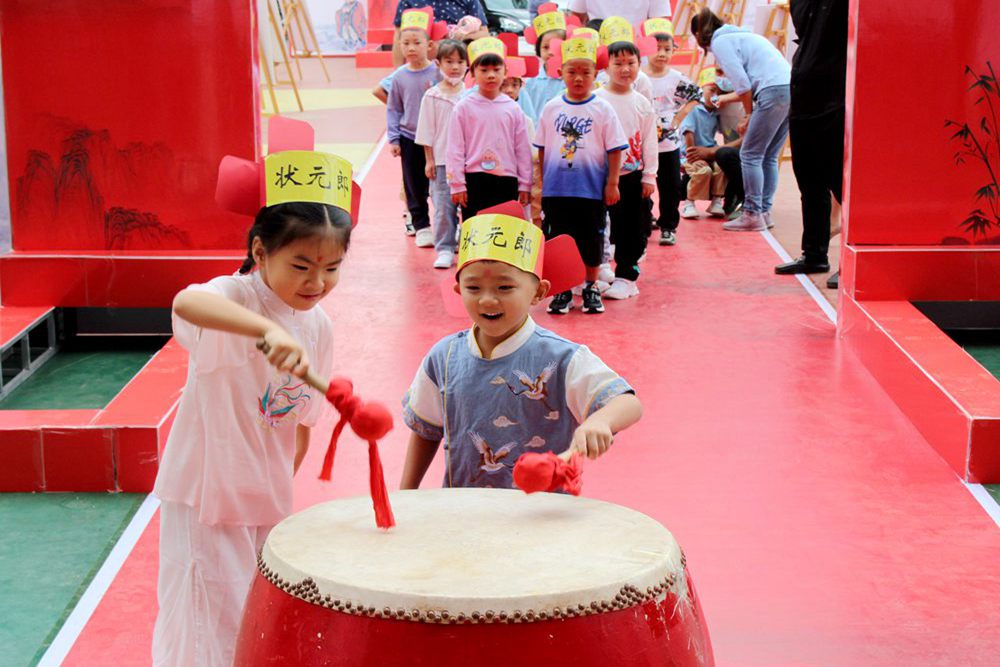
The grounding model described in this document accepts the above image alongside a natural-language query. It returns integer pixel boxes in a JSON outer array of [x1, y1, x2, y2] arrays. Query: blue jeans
[[740, 85, 790, 214], [430, 166, 459, 253]]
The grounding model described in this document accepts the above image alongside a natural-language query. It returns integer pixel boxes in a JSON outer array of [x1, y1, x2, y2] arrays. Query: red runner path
[[64, 144, 1000, 666]]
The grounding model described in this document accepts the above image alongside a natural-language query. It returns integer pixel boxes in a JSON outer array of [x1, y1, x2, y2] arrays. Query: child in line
[[399, 211, 642, 489], [595, 37, 658, 301], [372, 64, 414, 234], [520, 4, 573, 225], [388, 9, 444, 248], [641, 19, 702, 246], [415, 39, 469, 269], [535, 36, 627, 314], [447, 37, 533, 221], [595, 18, 655, 102], [519, 4, 574, 123], [153, 140, 355, 665], [679, 68, 730, 219]]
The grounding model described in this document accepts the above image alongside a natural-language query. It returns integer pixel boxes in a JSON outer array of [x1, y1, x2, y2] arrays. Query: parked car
[[479, 0, 530, 35]]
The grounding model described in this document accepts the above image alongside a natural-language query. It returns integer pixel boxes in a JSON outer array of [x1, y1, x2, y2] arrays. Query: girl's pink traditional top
[[154, 271, 333, 526], [445, 91, 534, 194]]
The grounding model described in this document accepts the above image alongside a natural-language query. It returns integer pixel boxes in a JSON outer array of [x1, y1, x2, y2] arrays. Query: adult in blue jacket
[[691, 8, 790, 232]]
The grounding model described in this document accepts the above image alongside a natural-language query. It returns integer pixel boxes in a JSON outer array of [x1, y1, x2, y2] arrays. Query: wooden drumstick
[[256, 338, 329, 394], [256, 338, 396, 529]]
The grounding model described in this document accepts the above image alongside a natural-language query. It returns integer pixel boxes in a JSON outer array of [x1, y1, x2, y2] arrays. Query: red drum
[[235, 489, 714, 666]]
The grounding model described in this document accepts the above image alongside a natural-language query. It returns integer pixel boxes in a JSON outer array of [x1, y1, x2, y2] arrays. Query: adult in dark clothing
[[775, 0, 848, 279]]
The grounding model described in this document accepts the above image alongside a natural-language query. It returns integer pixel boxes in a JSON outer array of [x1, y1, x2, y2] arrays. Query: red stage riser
[[0, 0, 258, 254], [0, 256, 242, 308], [235, 573, 714, 667], [0, 339, 187, 492], [840, 298, 1000, 482]]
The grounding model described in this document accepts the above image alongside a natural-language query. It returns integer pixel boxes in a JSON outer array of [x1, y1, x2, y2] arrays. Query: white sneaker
[[598, 264, 615, 283], [433, 250, 454, 269], [680, 201, 699, 219], [722, 211, 766, 231], [603, 278, 639, 300], [763, 211, 775, 229], [414, 228, 434, 247], [572, 280, 610, 295], [708, 198, 726, 217]]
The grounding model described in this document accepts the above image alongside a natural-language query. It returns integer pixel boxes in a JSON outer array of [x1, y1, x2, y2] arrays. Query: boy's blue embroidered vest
[[425, 326, 580, 489]]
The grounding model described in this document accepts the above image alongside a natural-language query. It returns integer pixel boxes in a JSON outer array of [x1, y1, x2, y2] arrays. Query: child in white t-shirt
[[642, 23, 701, 246], [595, 39, 657, 301]]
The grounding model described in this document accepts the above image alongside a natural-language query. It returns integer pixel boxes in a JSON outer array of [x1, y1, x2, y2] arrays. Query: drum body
[[235, 489, 713, 667]]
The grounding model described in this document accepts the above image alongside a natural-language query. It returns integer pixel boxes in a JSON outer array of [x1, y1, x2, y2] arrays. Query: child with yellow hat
[[400, 205, 642, 489]]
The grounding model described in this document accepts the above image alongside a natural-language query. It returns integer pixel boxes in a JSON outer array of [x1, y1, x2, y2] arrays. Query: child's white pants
[[152, 501, 273, 667]]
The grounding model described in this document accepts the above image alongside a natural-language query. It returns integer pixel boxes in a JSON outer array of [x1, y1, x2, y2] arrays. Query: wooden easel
[[716, 0, 747, 26], [763, 0, 791, 54], [280, 0, 331, 83], [265, 0, 304, 112], [672, 0, 707, 78]]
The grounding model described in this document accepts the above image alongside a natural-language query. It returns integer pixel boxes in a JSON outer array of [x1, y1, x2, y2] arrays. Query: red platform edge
[[0, 254, 242, 308], [840, 296, 1000, 482], [0, 335, 187, 492]]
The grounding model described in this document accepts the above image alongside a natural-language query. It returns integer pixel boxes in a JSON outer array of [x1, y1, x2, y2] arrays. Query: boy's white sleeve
[[402, 362, 445, 441], [604, 107, 629, 152], [564, 345, 634, 423], [640, 100, 658, 184], [533, 105, 548, 149], [414, 92, 436, 148]]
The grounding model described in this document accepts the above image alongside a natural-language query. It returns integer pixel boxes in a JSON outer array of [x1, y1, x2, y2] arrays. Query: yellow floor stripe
[[261, 87, 379, 113]]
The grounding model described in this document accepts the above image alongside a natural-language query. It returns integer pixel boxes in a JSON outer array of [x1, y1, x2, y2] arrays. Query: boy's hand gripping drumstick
[[257, 339, 396, 529]]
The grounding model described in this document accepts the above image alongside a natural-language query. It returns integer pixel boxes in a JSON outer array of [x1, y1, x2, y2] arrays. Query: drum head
[[260, 489, 687, 623]]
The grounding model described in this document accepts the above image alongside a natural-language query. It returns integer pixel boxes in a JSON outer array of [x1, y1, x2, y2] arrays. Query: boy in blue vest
[[400, 209, 642, 489]]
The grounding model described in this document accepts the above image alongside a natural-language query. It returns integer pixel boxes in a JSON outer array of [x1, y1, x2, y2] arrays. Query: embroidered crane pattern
[[258, 375, 311, 428]]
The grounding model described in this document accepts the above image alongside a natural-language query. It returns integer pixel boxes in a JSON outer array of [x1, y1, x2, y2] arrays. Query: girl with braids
[[153, 134, 357, 664], [690, 6, 790, 233]]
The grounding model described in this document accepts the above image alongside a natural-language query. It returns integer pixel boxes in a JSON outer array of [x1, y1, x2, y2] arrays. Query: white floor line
[[356, 132, 386, 184], [34, 131, 389, 666], [964, 483, 1000, 529], [760, 228, 1000, 529], [760, 229, 838, 325], [37, 494, 160, 667]]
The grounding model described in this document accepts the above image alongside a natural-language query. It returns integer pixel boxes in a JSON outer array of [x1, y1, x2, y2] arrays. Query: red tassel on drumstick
[[513, 448, 584, 496], [257, 340, 395, 529]]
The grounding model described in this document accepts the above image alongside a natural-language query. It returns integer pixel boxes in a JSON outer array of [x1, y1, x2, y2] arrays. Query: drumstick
[[257, 339, 396, 529], [256, 340, 330, 393], [512, 448, 584, 496]]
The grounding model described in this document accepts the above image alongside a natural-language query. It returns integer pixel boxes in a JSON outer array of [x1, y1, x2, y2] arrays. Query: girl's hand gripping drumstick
[[258, 338, 396, 529]]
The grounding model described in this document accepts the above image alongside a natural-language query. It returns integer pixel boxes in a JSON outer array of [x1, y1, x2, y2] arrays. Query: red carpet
[[64, 143, 1000, 666]]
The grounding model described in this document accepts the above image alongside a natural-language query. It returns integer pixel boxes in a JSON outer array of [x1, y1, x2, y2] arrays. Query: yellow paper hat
[[457, 213, 543, 277], [533, 10, 566, 37], [599, 16, 636, 46], [265, 151, 353, 212], [641, 17, 674, 38], [561, 37, 598, 64], [697, 67, 717, 87], [570, 27, 599, 41], [468, 36, 506, 65], [400, 9, 430, 32]]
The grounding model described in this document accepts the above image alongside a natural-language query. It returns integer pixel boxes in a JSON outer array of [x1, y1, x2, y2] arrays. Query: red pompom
[[350, 402, 394, 441], [513, 451, 583, 495], [513, 452, 558, 493]]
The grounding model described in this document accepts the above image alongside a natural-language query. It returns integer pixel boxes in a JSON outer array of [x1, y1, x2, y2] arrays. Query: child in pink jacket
[[446, 37, 533, 221]]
